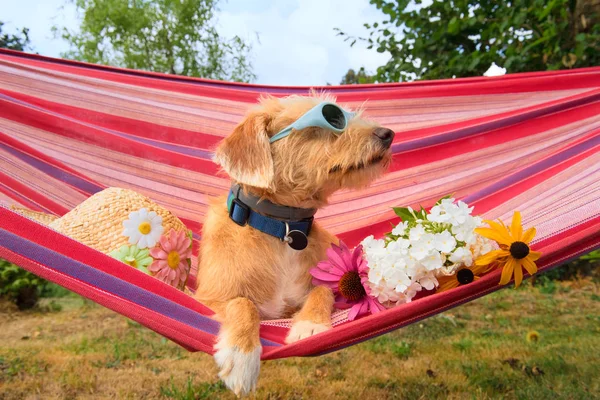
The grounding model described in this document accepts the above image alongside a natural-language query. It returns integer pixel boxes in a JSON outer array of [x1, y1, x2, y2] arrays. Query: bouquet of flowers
[[311, 196, 541, 321], [362, 196, 496, 306]]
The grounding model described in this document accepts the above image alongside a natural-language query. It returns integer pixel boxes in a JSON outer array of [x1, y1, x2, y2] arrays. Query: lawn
[[0, 280, 598, 400]]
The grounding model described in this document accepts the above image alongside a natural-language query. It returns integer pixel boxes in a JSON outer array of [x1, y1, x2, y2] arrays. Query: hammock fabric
[[0, 48, 599, 361]]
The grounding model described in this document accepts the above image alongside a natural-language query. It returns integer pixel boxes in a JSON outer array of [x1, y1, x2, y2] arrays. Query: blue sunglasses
[[269, 101, 355, 143]]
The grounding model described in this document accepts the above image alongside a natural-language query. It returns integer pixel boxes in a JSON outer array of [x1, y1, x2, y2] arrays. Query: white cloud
[[218, 0, 390, 85], [1, 0, 391, 85]]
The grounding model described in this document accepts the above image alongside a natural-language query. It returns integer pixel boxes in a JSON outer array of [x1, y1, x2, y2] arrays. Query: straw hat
[[12, 187, 192, 290]]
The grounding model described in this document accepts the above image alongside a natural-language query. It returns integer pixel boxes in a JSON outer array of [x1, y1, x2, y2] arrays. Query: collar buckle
[[229, 198, 250, 227]]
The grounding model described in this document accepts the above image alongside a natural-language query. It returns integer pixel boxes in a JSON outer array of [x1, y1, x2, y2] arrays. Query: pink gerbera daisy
[[149, 229, 192, 289], [310, 241, 386, 321]]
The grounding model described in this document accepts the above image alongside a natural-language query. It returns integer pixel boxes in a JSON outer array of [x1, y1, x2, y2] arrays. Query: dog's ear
[[213, 112, 274, 189]]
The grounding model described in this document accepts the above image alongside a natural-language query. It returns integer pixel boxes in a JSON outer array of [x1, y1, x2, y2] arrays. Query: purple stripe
[[464, 133, 600, 203], [108, 130, 214, 159], [0, 142, 103, 194], [0, 228, 280, 347], [392, 91, 600, 153]]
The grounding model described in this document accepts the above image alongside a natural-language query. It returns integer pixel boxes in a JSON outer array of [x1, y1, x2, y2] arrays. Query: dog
[[194, 92, 394, 396]]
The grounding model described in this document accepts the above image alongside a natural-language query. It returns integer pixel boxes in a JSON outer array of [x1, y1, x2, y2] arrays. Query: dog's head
[[214, 93, 394, 208]]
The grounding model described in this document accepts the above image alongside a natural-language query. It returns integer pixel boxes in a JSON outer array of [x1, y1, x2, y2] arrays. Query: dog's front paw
[[285, 320, 331, 344], [214, 342, 261, 397]]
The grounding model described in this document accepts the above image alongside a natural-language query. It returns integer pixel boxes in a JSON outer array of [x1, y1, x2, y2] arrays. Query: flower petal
[[139, 257, 154, 267], [148, 261, 161, 272], [528, 251, 541, 262], [315, 260, 344, 277], [326, 246, 351, 273], [499, 258, 516, 286], [511, 211, 523, 241], [347, 303, 363, 321], [168, 268, 177, 282], [475, 249, 509, 266], [313, 279, 338, 290], [521, 227, 536, 244], [367, 297, 386, 313], [310, 267, 343, 282], [180, 237, 192, 253], [137, 235, 148, 249], [474, 227, 512, 246], [485, 219, 513, 240], [522, 257, 538, 275], [145, 235, 158, 249], [150, 248, 167, 259], [514, 260, 523, 288]]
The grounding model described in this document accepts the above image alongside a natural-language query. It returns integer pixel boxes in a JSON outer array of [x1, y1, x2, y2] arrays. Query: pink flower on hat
[[149, 229, 192, 289]]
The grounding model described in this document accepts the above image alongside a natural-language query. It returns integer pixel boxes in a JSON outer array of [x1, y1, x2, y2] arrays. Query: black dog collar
[[227, 184, 317, 250]]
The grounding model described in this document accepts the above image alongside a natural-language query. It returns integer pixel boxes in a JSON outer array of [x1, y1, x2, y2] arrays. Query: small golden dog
[[194, 93, 394, 396]]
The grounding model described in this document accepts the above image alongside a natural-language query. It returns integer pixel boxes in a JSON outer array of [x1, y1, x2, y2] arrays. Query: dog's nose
[[373, 127, 395, 148]]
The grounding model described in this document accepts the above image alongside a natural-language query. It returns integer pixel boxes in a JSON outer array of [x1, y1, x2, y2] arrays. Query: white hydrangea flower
[[392, 221, 409, 236], [393, 270, 412, 293], [449, 246, 473, 267], [420, 250, 444, 271], [433, 231, 457, 253], [409, 224, 426, 241], [418, 272, 438, 291], [409, 234, 435, 260], [363, 196, 492, 309]]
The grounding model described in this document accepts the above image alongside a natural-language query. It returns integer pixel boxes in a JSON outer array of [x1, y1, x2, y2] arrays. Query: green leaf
[[447, 17, 459, 34], [467, 57, 480, 71], [393, 207, 415, 222]]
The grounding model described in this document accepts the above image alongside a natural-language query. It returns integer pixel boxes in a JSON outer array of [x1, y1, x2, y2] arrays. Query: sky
[[0, 0, 391, 86]]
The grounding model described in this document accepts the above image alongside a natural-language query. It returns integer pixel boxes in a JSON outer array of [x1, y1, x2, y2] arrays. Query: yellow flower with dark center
[[436, 262, 494, 293], [474, 211, 541, 288], [526, 330, 540, 343]]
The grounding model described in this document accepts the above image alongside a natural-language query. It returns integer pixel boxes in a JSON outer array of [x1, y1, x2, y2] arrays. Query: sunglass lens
[[322, 104, 346, 129]]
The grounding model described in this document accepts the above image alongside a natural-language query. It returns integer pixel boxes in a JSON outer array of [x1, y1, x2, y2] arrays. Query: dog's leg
[[214, 297, 261, 397], [285, 285, 334, 343]]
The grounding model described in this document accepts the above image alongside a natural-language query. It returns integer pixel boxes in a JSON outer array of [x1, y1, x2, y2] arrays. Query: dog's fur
[[194, 93, 393, 396]]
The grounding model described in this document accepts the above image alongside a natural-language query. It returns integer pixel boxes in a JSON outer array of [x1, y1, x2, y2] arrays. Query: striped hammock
[[0, 48, 599, 360]]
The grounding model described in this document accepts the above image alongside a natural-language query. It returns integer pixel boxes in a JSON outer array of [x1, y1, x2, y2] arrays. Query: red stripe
[[1, 89, 225, 149], [390, 98, 600, 171], [3, 48, 600, 91], [0, 172, 68, 214], [0, 96, 219, 174], [0, 130, 103, 194], [0, 183, 44, 211], [469, 134, 600, 214], [2, 50, 600, 101], [393, 88, 600, 142]]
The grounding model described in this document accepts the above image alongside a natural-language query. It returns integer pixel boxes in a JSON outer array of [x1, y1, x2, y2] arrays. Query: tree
[[338, 0, 600, 82], [0, 21, 32, 51], [55, 0, 255, 82], [340, 67, 377, 84]]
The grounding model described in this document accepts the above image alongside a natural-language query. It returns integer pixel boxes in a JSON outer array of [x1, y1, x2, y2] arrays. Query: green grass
[[0, 279, 598, 399]]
